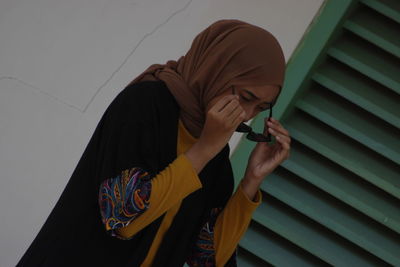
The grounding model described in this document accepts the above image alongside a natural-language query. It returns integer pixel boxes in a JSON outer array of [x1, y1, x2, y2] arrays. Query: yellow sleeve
[[116, 153, 202, 239], [214, 180, 262, 266]]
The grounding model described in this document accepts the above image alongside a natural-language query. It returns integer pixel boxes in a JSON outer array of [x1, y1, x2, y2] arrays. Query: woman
[[17, 19, 290, 267]]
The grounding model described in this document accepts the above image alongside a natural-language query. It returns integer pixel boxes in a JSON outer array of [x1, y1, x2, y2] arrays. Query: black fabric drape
[[17, 80, 236, 267]]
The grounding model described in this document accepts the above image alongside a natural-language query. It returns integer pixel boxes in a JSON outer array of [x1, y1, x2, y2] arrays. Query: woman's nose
[[242, 106, 257, 122], [238, 100, 258, 122]]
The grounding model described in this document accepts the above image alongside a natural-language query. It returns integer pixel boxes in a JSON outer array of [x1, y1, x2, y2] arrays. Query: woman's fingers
[[276, 137, 290, 158], [217, 96, 246, 128], [267, 118, 290, 139], [227, 102, 245, 122], [269, 128, 290, 146], [211, 95, 238, 113], [267, 122, 291, 160], [271, 118, 290, 134], [207, 94, 245, 132], [269, 127, 291, 144], [263, 118, 270, 136], [265, 117, 291, 154], [220, 98, 241, 117], [232, 110, 247, 127]]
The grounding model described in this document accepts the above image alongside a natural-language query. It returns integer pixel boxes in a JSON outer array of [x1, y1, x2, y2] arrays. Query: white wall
[[0, 0, 324, 265]]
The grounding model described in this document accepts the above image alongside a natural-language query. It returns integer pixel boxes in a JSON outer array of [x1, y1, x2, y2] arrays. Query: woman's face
[[206, 84, 280, 122]]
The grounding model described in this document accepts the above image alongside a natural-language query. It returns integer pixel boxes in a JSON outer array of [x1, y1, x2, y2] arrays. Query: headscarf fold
[[128, 19, 286, 138]]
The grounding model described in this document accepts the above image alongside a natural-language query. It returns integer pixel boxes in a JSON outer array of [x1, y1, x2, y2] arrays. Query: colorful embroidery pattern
[[186, 207, 231, 267], [98, 167, 152, 239]]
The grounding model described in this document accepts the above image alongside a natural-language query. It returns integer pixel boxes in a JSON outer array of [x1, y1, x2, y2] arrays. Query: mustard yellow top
[[115, 120, 262, 266]]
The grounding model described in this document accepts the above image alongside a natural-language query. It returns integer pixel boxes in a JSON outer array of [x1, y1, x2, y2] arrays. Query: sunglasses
[[232, 86, 273, 142]]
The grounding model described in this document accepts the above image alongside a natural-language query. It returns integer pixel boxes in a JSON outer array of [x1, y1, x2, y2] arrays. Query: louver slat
[[260, 167, 400, 265], [344, 5, 400, 57], [296, 83, 400, 164], [328, 32, 400, 93], [313, 59, 400, 128], [285, 111, 400, 199], [282, 140, 400, 234], [360, 0, 400, 23], [251, 193, 390, 266], [240, 222, 327, 266], [281, 140, 400, 234], [236, 247, 273, 267]]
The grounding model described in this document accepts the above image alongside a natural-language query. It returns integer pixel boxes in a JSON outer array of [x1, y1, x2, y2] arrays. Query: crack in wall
[[0, 0, 193, 113], [0, 75, 82, 111], [84, 0, 194, 112]]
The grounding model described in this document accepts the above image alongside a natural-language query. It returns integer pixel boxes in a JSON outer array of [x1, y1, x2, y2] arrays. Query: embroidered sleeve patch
[[186, 207, 223, 267], [98, 167, 152, 239]]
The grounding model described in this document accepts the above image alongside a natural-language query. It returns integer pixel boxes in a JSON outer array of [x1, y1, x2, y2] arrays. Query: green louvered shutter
[[231, 0, 400, 266]]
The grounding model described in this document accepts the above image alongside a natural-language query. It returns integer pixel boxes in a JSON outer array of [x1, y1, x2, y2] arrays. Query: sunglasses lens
[[247, 132, 270, 142], [236, 123, 252, 133]]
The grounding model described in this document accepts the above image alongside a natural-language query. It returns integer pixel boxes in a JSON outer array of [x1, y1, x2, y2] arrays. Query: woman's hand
[[185, 95, 246, 174], [198, 94, 246, 157], [244, 117, 291, 183]]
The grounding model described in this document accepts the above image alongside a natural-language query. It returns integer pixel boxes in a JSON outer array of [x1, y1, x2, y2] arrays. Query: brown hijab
[[128, 19, 286, 138]]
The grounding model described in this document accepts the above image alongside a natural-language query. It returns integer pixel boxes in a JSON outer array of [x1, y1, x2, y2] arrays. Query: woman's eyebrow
[[242, 89, 274, 105]]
